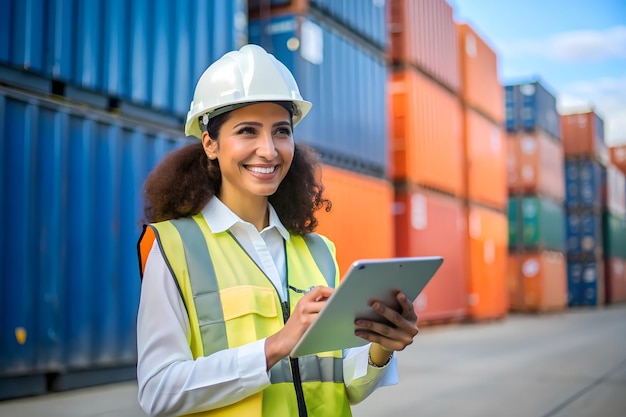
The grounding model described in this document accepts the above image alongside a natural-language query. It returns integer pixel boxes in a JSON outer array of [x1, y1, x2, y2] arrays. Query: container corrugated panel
[[565, 213, 581, 254], [604, 257, 626, 304], [315, 165, 394, 276], [519, 196, 566, 251], [388, 0, 461, 92], [518, 251, 567, 312], [464, 107, 507, 210], [609, 144, 626, 174], [507, 131, 565, 201], [0, 88, 190, 378], [457, 23, 503, 124], [504, 82, 560, 139], [606, 165, 626, 217], [577, 158, 605, 209], [564, 160, 580, 207], [567, 258, 605, 307], [249, 14, 387, 177], [0, 0, 247, 119], [603, 211, 626, 259], [467, 204, 509, 320], [389, 68, 465, 195], [394, 186, 469, 324], [248, 0, 387, 49], [561, 112, 609, 164], [507, 253, 523, 311]]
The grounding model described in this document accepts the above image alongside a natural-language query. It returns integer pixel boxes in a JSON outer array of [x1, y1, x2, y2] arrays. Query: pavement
[[1, 304, 625, 417]]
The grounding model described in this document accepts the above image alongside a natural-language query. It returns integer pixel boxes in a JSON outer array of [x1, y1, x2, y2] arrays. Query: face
[[202, 102, 294, 206]]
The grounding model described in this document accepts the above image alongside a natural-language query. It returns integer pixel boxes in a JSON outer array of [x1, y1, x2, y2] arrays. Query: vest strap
[[303, 234, 336, 289], [269, 356, 343, 384]]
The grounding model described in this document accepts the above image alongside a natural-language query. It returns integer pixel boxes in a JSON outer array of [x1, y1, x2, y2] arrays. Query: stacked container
[[561, 111, 610, 306], [456, 23, 508, 321], [247, 2, 394, 275], [0, 0, 245, 400], [505, 80, 567, 313]]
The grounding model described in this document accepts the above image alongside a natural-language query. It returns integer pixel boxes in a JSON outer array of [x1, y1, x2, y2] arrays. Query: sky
[[449, 0, 626, 146]]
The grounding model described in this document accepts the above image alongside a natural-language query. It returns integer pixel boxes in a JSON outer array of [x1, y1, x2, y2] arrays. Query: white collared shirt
[[136, 197, 398, 416]]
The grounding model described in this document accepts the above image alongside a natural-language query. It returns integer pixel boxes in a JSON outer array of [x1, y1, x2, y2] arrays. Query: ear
[[202, 131, 218, 160]]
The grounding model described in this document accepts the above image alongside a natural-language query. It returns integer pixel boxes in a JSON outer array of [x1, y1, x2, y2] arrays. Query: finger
[[306, 286, 334, 301], [354, 328, 413, 352], [369, 301, 416, 333], [396, 292, 418, 320]]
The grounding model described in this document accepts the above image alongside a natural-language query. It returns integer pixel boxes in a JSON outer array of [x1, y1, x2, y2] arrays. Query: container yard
[[1, 0, 625, 415]]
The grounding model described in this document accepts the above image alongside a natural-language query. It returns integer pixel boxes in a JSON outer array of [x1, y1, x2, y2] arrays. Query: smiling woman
[[135, 44, 423, 417]]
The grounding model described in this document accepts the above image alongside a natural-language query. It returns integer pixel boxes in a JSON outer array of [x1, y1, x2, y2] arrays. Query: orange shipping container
[[467, 204, 509, 320], [519, 251, 567, 312], [561, 112, 609, 163], [457, 23, 503, 124], [464, 107, 507, 210], [388, 0, 460, 92], [605, 257, 626, 304], [507, 131, 565, 202], [610, 144, 626, 175], [389, 68, 465, 196], [394, 186, 468, 324], [316, 165, 394, 276]]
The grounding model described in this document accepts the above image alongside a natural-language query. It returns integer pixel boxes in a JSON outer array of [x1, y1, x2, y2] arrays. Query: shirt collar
[[201, 197, 291, 241]]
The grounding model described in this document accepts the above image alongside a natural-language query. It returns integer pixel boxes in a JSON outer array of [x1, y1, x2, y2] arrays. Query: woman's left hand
[[354, 290, 419, 352]]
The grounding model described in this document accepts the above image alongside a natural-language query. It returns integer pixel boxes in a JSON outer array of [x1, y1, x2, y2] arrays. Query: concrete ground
[[1, 304, 625, 417]]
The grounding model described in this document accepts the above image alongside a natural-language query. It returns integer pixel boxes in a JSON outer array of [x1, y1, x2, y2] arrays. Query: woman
[[136, 44, 419, 417]]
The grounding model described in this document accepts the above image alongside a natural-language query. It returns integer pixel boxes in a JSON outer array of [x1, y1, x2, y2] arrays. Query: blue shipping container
[[249, 14, 388, 177], [0, 0, 247, 119], [565, 209, 603, 259], [564, 158, 605, 209], [0, 87, 190, 381], [505, 81, 560, 140], [567, 260, 603, 307]]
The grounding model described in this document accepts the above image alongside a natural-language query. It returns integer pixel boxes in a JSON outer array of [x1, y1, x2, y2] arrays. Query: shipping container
[[565, 209, 603, 260], [0, 87, 189, 394], [604, 257, 626, 304], [507, 131, 565, 201], [567, 258, 605, 307], [603, 211, 626, 259], [606, 165, 626, 217], [394, 186, 469, 324], [315, 165, 394, 276], [561, 112, 608, 164], [389, 68, 465, 195], [464, 107, 507, 210], [249, 14, 388, 177], [0, 0, 247, 119], [248, 0, 387, 50], [508, 195, 566, 252], [505, 81, 560, 140], [388, 0, 460, 92], [564, 158, 606, 210], [467, 204, 509, 320], [456, 23, 503, 124], [609, 144, 626, 174], [507, 253, 523, 311], [509, 251, 567, 313]]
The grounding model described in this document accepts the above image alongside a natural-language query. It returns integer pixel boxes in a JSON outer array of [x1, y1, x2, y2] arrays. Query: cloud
[[558, 76, 626, 145], [499, 26, 626, 62]]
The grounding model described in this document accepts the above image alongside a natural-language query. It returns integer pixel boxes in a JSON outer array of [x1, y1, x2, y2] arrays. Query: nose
[[257, 130, 278, 159]]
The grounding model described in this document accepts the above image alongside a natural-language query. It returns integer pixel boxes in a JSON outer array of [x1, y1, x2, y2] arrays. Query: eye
[[274, 127, 292, 137], [236, 126, 257, 135]]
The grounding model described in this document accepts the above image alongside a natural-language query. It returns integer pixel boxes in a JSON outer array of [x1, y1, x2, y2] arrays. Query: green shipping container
[[520, 196, 566, 251], [603, 211, 626, 258]]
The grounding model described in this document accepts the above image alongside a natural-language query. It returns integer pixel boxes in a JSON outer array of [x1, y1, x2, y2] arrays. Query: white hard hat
[[184, 44, 312, 139]]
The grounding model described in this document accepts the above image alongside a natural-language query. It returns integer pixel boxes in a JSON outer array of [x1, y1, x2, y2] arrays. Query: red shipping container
[[467, 204, 509, 320], [316, 165, 394, 276], [561, 112, 609, 164], [610, 144, 626, 174], [520, 251, 567, 312], [394, 186, 468, 324], [388, 0, 460, 92], [464, 107, 507, 211], [507, 131, 565, 202], [389, 68, 465, 196], [457, 23, 503, 124], [605, 257, 626, 304]]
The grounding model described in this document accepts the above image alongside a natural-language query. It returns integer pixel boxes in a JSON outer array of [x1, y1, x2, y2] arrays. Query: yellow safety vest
[[138, 213, 352, 417]]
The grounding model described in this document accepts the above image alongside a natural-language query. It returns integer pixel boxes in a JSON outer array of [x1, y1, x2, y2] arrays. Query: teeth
[[248, 166, 276, 174]]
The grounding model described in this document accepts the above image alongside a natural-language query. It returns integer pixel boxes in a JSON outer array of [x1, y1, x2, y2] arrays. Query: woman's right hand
[[264, 286, 334, 369]]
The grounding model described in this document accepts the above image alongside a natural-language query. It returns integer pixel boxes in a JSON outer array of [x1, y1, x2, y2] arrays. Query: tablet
[[289, 256, 443, 358]]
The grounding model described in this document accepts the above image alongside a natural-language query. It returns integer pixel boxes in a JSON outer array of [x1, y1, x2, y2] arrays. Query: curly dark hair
[[142, 117, 331, 235]]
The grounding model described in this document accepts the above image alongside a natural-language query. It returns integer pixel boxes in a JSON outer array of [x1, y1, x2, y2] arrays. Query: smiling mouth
[[246, 165, 277, 174]]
